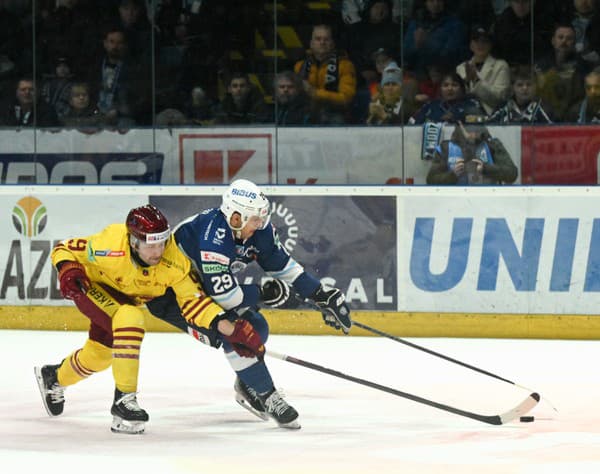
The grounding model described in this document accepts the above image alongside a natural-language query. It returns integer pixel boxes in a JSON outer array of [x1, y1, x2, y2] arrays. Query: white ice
[[1, 329, 599, 474]]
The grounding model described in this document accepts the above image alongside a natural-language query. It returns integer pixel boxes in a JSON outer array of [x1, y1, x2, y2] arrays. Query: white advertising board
[[0, 193, 147, 305], [400, 188, 600, 314], [1, 186, 597, 316], [173, 125, 522, 185], [0, 126, 522, 185]]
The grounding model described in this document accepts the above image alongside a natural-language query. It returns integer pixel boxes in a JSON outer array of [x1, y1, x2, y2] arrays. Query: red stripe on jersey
[[182, 298, 212, 319]]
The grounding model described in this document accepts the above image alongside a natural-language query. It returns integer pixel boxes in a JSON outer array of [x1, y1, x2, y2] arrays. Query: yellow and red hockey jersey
[[52, 223, 222, 329]]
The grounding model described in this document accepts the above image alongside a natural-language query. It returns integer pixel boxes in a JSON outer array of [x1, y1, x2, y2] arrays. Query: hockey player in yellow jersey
[[34, 204, 265, 434]]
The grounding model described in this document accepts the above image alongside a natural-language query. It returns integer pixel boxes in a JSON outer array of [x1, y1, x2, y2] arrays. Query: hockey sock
[[111, 305, 145, 393], [57, 339, 112, 386]]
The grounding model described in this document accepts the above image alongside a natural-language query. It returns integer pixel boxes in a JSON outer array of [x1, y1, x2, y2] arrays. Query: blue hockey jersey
[[174, 208, 320, 311]]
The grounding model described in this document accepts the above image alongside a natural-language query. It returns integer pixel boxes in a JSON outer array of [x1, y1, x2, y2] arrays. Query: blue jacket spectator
[[409, 72, 485, 123], [403, 0, 469, 75]]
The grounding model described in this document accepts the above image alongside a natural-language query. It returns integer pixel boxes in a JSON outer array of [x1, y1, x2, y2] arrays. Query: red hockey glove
[[223, 319, 265, 359], [58, 261, 90, 300]]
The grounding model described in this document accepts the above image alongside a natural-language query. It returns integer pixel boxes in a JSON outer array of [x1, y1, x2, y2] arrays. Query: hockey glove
[[187, 324, 222, 349], [312, 285, 352, 334], [260, 279, 290, 307], [58, 261, 90, 300], [222, 319, 265, 359]]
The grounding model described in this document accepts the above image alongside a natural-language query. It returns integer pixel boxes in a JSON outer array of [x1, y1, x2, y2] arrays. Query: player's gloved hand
[[222, 319, 265, 359], [186, 323, 222, 349], [260, 279, 290, 307], [312, 285, 352, 334], [58, 261, 90, 300]]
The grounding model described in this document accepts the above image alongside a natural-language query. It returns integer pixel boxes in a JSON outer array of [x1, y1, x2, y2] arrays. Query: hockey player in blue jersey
[[146, 179, 352, 429]]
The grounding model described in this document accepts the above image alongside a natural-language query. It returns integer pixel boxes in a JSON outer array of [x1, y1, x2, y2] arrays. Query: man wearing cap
[[456, 26, 511, 115], [367, 66, 417, 124]]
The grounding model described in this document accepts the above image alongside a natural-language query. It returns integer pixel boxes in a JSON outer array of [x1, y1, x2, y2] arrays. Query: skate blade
[[111, 416, 145, 434], [33, 366, 58, 417], [235, 394, 269, 421], [275, 418, 301, 430]]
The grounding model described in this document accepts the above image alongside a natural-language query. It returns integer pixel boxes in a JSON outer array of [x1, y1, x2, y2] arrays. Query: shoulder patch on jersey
[[94, 250, 125, 257], [200, 250, 230, 265]]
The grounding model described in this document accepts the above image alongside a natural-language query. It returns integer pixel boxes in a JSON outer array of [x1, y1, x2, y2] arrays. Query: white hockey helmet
[[221, 179, 270, 231]]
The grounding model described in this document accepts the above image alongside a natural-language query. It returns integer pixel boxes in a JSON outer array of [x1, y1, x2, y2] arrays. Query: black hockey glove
[[312, 285, 352, 334], [260, 279, 291, 308]]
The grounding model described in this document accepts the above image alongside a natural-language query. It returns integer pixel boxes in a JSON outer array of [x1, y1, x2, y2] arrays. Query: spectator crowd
[[1, 0, 600, 128]]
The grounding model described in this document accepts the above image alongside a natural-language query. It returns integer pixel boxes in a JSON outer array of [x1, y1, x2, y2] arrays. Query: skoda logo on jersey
[[231, 188, 257, 199]]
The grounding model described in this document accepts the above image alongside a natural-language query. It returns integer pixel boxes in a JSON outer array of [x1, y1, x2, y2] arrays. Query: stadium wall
[[2, 124, 599, 185], [0, 185, 599, 339]]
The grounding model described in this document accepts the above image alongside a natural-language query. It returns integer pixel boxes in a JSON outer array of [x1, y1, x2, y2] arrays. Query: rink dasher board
[[1, 306, 599, 340], [0, 186, 599, 339]]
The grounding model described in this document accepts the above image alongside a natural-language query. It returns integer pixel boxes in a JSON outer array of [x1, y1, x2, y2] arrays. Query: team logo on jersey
[[213, 227, 226, 245], [11, 196, 47, 237], [200, 250, 230, 265], [236, 244, 258, 259]]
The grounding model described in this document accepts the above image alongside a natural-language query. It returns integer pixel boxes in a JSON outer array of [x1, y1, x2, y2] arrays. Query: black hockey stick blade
[[267, 349, 540, 425]]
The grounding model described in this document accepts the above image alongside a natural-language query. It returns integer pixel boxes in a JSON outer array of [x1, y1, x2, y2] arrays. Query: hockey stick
[[353, 321, 533, 391], [266, 349, 539, 426], [297, 296, 553, 410], [352, 320, 557, 411]]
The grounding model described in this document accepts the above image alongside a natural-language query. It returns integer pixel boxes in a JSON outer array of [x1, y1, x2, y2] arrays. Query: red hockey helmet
[[126, 204, 170, 244]]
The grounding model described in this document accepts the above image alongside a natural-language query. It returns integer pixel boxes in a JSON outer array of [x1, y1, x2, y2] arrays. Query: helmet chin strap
[[231, 225, 243, 240], [228, 214, 244, 240]]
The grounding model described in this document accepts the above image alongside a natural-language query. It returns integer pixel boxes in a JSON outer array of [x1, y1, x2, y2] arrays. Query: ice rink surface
[[1, 329, 598, 474]]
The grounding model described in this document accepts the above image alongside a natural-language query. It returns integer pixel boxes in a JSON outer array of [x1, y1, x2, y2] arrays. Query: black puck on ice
[[519, 416, 535, 422]]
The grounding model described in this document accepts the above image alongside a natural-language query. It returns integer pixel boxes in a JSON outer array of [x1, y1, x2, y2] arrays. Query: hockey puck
[[519, 416, 535, 422]]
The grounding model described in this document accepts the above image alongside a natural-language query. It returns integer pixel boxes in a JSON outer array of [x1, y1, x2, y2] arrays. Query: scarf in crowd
[[577, 97, 600, 124], [443, 141, 494, 185], [13, 105, 31, 125], [493, 99, 552, 124], [300, 52, 339, 92]]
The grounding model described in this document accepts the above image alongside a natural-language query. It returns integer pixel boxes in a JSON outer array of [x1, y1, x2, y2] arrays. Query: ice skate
[[259, 388, 301, 429], [34, 364, 65, 416], [234, 377, 269, 421], [110, 389, 149, 434]]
